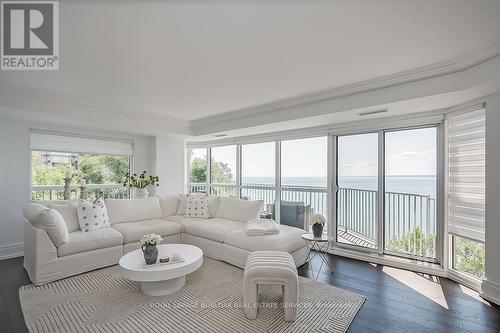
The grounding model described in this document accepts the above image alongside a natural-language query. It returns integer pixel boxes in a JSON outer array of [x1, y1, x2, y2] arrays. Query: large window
[[186, 137, 328, 230], [337, 133, 378, 249], [31, 151, 130, 200], [241, 142, 275, 209], [281, 137, 327, 188], [280, 137, 328, 231], [334, 127, 439, 262], [210, 145, 237, 197], [384, 128, 437, 260], [30, 132, 132, 200], [187, 147, 208, 193]]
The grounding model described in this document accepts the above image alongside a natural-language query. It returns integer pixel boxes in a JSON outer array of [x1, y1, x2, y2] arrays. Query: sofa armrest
[[23, 220, 58, 285]]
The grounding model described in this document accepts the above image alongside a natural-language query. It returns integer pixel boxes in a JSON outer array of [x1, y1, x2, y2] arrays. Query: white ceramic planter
[[134, 188, 149, 199]]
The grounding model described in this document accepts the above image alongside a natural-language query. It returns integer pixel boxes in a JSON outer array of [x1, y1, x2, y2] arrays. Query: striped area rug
[[19, 257, 365, 333]]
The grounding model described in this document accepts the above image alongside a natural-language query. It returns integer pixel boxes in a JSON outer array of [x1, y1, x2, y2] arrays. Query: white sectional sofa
[[23, 195, 308, 285]]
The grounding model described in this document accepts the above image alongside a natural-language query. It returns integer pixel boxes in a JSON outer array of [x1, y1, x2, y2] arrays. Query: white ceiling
[[1, 0, 500, 129]]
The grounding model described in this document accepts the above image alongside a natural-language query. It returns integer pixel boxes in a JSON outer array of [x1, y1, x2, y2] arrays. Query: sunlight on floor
[[380, 265, 450, 309]]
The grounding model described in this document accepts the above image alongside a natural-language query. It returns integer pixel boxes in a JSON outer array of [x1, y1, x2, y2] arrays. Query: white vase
[[134, 188, 149, 199]]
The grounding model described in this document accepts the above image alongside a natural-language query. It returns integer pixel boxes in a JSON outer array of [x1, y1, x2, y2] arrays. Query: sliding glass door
[[384, 128, 437, 261], [335, 127, 439, 262], [336, 133, 379, 250]]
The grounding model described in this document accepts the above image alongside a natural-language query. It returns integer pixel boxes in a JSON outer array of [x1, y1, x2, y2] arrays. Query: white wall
[[0, 118, 157, 259], [482, 93, 500, 304], [155, 135, 186, 196]]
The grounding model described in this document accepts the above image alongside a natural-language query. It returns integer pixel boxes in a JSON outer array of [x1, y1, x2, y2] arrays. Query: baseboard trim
[[481, 279, 500, 306], [0, 243, 24, 260]]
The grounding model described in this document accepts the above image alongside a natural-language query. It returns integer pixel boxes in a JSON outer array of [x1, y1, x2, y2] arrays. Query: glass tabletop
[[302, 233, 329, 242]]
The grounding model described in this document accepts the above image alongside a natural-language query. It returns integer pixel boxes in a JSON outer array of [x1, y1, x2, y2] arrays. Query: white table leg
[[141, 276, 185, 296]]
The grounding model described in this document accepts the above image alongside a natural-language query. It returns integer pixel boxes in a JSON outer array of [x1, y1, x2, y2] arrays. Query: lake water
[[243, 176, 436, 198]]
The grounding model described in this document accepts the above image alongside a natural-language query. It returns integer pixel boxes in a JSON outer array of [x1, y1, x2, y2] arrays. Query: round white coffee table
[[119, 244, 203, 296]]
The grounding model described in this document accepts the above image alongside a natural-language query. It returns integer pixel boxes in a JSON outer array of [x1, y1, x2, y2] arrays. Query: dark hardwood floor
[[1, 253, 499, 332]]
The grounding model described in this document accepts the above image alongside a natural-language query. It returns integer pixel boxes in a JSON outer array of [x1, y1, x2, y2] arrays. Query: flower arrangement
[[140, 233, 163, 246], [123, 171, 160, 189], [310, 214, 326, 237], [310, 214, 326, 226]]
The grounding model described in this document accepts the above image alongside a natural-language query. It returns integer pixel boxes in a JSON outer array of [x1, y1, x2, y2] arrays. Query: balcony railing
[[31, 184, 130, 201], [189, 182, 436, 260]]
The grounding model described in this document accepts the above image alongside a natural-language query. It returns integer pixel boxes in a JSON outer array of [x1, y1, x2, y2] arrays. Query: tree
[[190, 157, 207, 183], [78, 155, 130, 184], [386, 227, 436, 258], [32, 163, 68, 185], [454, 237, 485, 279], [210, 160, 234, 183], [189, 157, 234, 183]]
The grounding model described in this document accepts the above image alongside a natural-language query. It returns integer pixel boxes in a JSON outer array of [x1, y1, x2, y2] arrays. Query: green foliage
[[189, 157, 234, 184], [386, 227, 435, 258], [123, 170, 159, 189], [32, 163, 68, 185], [211, 159, 234, 183], [79, 155, 130, 184], [32, 153, 130, 185], [454, 237, 485, 279], [190, 157, 207, 183]]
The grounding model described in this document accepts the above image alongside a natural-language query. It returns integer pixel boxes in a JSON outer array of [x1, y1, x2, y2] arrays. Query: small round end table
[[302, 233, 334, 280]]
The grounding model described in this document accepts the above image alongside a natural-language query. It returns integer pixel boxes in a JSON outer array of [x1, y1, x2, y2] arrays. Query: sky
[[190, 127, 437, 180]]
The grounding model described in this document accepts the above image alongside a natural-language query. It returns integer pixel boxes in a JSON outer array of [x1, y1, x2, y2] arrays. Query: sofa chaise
[[23, 195, 308, 285]]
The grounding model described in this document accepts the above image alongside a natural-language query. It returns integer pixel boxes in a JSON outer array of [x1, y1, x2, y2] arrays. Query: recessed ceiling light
[[358, 109, 388, 116]]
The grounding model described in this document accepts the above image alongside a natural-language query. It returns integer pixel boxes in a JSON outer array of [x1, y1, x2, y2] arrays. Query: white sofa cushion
[[159, 195, 179, 217], [183, 218, 244, 243], [105, 197, 162, 224], [47, 201, 80, 232], [112, 219, 182, 243], [57, 227, 124, 257], [185, 193, 210, 218], [23, 203, 69, 247], [215, 197, 264, 222], [208, 195, 221, 217], [77, 199, 110, 232], [176, 194, 187, 215], [224, 224, 307, 253], [163, 215, 206, 227]]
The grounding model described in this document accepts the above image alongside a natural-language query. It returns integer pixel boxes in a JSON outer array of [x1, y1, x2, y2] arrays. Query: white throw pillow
[[208, 195, 221, 217], [77, 199, 110, 232], [176, 194, 188, 215], [215, 197, 264, 222], [159, 195, 179, 217], [185, 193, 210, 218], [37, 209, 69, 246], [48, 201, 80, 232]]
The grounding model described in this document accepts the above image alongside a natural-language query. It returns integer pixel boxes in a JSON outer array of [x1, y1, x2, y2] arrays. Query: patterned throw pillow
[[185, 193, 210, 219], [77, 199, 110, 232]]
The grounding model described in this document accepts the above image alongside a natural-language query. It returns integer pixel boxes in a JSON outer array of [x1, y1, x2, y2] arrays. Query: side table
[[302, 233, 334, 280]]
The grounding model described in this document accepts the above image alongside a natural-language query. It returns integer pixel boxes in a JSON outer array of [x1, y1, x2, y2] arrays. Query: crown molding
[[191, 35, 500, 134]]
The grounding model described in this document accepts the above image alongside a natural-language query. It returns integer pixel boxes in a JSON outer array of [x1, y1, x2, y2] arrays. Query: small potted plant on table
[[141, 233, 162, 265], [123, 171, 160, 198], [310, 214, 326, 238]]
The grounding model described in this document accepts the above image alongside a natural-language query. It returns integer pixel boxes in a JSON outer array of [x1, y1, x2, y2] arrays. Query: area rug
[[19, 257, 365, 333]]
